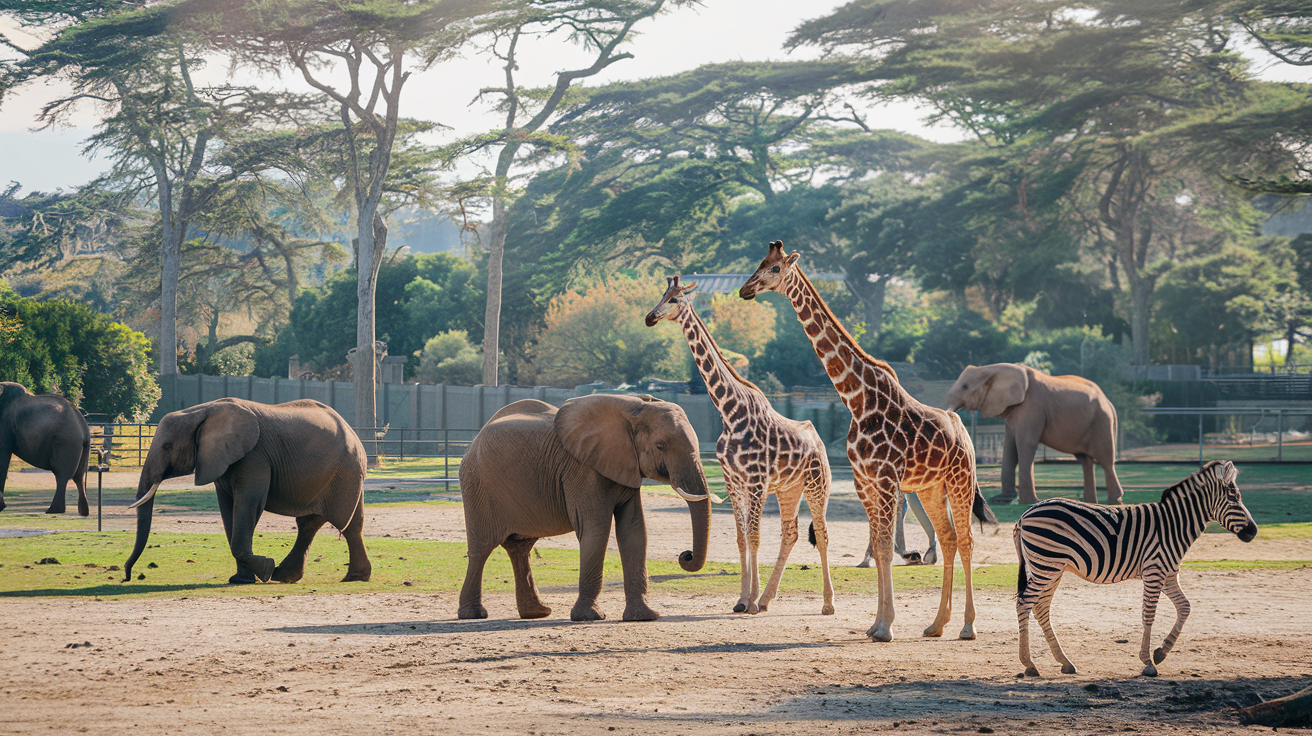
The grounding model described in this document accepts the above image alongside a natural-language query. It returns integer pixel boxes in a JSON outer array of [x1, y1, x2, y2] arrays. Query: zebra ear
[[1220, 460, 1238, 482]]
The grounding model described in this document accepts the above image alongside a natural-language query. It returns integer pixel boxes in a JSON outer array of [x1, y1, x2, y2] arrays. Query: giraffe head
[[644, 275, 698, 327], [738, 240, 800, 300]]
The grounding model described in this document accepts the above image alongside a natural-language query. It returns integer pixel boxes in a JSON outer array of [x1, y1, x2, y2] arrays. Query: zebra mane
[[1160, 460, 1236, 502]]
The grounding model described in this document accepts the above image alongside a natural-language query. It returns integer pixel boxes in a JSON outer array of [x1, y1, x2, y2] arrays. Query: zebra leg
[[1139, 578, 1164, 677], [1153, 574, 1191, 666], [1034, 580, 1078, 674], [1017, 588, 1040, 676]]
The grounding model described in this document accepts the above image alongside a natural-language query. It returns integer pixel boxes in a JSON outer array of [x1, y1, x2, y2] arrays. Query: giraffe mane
[[791, 266, 898, 383]]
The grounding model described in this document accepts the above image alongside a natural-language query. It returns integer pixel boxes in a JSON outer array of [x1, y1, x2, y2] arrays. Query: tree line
[[1, 0, 1310, 424]]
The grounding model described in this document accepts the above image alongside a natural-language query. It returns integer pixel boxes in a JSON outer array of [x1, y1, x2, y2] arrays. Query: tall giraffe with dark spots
[[647, 276, 835, 615], [740, 242, 997, 641]]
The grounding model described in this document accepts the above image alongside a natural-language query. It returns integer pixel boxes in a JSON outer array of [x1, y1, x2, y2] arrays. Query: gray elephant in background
[[944, 363, 1123, 506], [125, 398, 371, 584], [458, 394, 712, 623], [0, 382, 91, 516]]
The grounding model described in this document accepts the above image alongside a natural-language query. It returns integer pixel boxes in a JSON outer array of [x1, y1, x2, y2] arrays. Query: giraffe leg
[[918, 489, 957, 638], [1153, 574, 1190, 666], [1033, 579, 1077, 674], [728, 486, 752, 614], [744, 493, 765, 614], [804, 469, 836, 615], [857, 473, 898, 642], [1139, 575, 1165, 677], [949, 477, 977, 640], [757, 485, 800, 613]]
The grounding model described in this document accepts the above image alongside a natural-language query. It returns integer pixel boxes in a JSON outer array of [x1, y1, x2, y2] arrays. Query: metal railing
[[1140, 407, 1312, 464]]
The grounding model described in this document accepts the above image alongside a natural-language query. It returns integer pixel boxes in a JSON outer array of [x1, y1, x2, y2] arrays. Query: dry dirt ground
[[2, 471, 1311, 734]]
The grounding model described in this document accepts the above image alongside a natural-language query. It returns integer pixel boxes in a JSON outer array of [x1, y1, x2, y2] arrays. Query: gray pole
[[1198, 413, 1204, 466]]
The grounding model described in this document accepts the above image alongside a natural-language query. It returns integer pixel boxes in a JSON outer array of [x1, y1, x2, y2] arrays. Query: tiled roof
[[680, 273, 846, 294]]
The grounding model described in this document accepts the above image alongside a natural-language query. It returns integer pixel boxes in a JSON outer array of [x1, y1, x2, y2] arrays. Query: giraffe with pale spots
[[646, 276, 836, 615], [739, 241, 997, 642]]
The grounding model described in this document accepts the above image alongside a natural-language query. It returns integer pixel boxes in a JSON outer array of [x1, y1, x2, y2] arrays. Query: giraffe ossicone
[[646, 275, 836, 616]]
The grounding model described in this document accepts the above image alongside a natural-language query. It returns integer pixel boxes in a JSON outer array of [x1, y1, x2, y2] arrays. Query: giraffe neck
[[780, 267, 900, 400], [675, 301, 760, 415]]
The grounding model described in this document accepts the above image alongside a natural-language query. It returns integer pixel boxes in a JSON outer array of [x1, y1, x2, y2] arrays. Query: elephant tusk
[[673, 486, 709, 502], [127, 483, 160, 510]]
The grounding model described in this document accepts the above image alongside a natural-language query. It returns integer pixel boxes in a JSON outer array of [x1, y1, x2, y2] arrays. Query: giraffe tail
[[972, 483, 998, 528]]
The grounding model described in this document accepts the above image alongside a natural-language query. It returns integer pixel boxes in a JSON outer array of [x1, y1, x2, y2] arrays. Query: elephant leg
[[338, 496, 371, 582], [571, 514, 613, 621], [458, 537, 498, 620], [224, 464, 275, 584], [216, 484, 256, 584], [503, 535, 551, 619], [992, 426, 1019, 505], [1016, 433, 1041, 505], [1079, 454, 1098, 505], [45, 475, 69, 515], [614, 493, 659, 622], [0, 452, 10, 512], [73, 461, 89, 518], [272, 514, 328, 583], [894, 492, 909, 557], [1101, 457, 1124, 505]]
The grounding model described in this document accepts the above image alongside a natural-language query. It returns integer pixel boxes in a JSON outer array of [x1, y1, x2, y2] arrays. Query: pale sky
[[0, 1, 957, 195]]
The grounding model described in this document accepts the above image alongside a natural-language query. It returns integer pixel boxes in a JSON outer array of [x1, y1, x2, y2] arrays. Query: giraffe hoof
[[922, 625, 944, 638], [746, 603, 761, 615], [1024, 667, 1040, 678], [821, 604, 835, 616], [958, 624, 976, 640], [732, 603, 747, 613], [1153, 647, 1166, 664], [1141, 664, 1158, 678], [866, 624, 893, 642], [1061, 664, 1078, 675]]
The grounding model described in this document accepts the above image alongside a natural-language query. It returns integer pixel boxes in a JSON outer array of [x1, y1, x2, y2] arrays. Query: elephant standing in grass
[[944, 363, 1123, 506], [124, 398, 371, 584], [458, 394, 712, 622], [0, 382, 91, 516]]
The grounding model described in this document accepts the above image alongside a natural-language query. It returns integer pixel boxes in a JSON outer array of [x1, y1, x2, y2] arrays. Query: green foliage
[[1155, 247, 1282, 365], [0, 283, 159, 420], [415, 330, 482, 385], [255, 252, 484, 378]]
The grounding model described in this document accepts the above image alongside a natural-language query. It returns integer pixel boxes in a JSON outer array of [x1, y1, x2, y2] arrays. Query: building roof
[[680, 272, 847, 294]]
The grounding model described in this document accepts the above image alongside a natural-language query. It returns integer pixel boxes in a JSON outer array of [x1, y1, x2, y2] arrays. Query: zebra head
[[1209, 461, 1258, 542]]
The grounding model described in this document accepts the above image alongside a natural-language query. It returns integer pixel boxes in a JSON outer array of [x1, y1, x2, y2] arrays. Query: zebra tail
[[972, 484, 999, 527], [1014, 524, 1028, 598], [808, 522, 816, 547]]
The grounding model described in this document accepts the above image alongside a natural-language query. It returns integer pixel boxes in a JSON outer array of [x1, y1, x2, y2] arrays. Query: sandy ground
[[3, 471, 1311, 734], [2, 571, 1310, 735]]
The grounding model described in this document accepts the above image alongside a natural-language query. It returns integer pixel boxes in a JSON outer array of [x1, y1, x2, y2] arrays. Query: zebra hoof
[[1024, 667, 1040, 678], [1060, 663, 1077, 675], [1153, 647, 1166, 664], [1142, 664, 1158, 677]]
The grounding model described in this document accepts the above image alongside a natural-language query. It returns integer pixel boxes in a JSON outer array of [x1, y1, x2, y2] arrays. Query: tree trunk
[[159, 221, 182, 376], [481, 193, 507, 387], [1129, 276, 1153, 366], [354, 212, 387, 431]]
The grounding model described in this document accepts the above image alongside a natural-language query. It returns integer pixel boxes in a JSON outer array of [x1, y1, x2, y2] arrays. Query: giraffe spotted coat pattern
[[740, 241, 997, 642], [647, 276, 835, 615]]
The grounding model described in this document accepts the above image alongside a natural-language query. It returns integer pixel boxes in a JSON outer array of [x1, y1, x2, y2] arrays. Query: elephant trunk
[[124, 469, 163, 581], [674, 462, 711, 573]]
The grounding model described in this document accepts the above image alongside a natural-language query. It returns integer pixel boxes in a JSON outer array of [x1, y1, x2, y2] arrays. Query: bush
[[0, 283, 159, 420], [707, 293, 775, 359], [911, 309, 1016, 379], [415, 330, 483, 385]]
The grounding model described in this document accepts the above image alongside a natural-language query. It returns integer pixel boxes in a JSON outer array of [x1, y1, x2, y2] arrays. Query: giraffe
[[739, 241, 997, 642], [646, 275, 836, 615]]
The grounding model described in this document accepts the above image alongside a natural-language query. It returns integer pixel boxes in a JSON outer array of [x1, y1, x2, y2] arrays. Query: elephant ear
[[194, 401, 260, 486], [980, 364, 1029, 417], [554, 395, 642, 488]]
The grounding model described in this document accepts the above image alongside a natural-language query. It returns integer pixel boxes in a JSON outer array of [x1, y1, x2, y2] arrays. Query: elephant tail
[[808, 522, 816, 547], [972, 483, 998, 529]]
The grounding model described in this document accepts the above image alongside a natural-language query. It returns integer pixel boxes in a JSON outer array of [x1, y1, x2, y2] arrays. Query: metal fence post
[[1198, 413, 1204, 466], [1277, 409, 1284, 462]]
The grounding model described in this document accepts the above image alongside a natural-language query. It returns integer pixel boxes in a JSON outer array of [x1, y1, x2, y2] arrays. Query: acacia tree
[[190, 0, 489, 425], [0, 1, 318, 375], [458, 0, 689, 387]]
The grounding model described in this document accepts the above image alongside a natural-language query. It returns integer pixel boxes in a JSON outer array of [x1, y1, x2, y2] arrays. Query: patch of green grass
[[0, 531, 1019, 600], [368, 457, 461, 479], [980, 463, 1312, 525]]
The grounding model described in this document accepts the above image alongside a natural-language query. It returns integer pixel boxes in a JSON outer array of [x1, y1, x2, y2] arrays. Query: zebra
[[1014, 460, 1257, 677]]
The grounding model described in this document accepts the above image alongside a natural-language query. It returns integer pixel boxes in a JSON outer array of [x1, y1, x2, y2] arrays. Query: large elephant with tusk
[[457, 394, 713, 622], [124, 398, 371, 584]]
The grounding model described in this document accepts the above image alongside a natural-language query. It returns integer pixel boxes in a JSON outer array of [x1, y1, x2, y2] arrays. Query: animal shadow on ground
[[0, 583, 231, 597], [601, 675, 1306, 730]]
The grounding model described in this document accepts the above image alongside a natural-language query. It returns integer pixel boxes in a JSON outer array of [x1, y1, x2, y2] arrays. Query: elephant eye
[[656, 441, 667, 452]]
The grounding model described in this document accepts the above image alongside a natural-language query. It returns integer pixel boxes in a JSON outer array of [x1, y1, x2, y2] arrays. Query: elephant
[[0, 382, 91, 516], [458, 394, 712, 622], [943, 363, 1123, 506], [123, 398, 371, 584]]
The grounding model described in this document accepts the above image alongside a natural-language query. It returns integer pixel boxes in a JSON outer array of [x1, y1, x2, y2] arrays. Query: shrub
[[415, 330, 484, 385]]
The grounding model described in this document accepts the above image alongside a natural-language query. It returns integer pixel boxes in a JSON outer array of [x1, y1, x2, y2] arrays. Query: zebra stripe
[[1014, 460, 1258, 678]]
